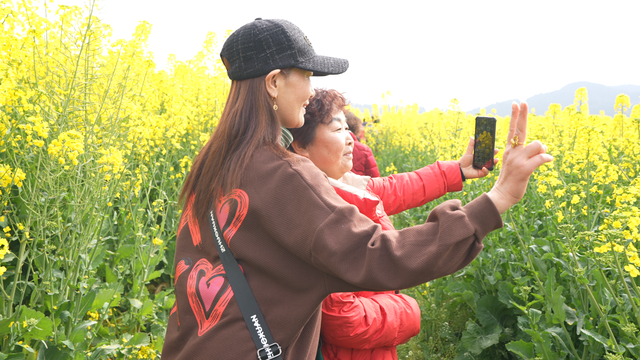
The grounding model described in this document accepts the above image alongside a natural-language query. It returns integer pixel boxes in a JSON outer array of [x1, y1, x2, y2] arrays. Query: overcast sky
[[52, 0, 640, 112]]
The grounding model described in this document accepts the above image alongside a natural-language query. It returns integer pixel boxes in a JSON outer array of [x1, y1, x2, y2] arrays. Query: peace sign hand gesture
[[487, 102, 554, 214]]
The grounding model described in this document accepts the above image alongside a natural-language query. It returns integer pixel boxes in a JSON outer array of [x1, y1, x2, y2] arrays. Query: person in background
[[288, 88, 498, 360], [345, 110, 365, 140], [345, 110, 380, 177]]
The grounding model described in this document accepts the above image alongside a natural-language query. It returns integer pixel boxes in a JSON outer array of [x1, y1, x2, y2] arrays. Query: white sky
[[51, 0, 640, 112]]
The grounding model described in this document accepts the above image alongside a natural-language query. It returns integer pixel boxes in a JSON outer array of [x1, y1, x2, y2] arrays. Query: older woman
[[288, 89, 497, 360]]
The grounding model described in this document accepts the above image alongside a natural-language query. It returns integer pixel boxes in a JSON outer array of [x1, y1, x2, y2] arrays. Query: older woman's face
[[301, 109, 354, 179]]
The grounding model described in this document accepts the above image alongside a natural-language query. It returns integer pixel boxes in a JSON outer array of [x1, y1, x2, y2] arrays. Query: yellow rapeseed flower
[[624, 264, 640, 278], [594, 242, 612, 253]]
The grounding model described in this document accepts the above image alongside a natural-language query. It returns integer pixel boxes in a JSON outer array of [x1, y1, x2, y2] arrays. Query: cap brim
[[296, 55, 349, 77]]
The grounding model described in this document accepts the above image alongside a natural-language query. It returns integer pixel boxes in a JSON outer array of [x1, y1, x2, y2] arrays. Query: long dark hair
[[180, 74, 291, 223]]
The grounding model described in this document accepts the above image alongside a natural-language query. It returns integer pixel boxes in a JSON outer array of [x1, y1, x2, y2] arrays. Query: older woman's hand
[[458, 137, 499, 179], [487, 102, 554, 214]]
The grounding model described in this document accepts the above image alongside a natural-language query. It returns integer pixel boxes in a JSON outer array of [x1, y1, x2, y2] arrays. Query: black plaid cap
[[220, 18, 349, 81]]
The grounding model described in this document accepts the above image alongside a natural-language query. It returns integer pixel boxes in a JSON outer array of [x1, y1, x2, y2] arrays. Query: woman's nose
[[346, 132, 354, 145]]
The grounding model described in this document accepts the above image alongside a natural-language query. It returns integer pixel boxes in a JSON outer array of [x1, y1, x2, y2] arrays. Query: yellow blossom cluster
[[132, 345, 157, 359], [369, 87, 640, 280], [0, 164, 26, 195], [0, 237, 10, 276], [47, 130, 85, 167], [97, 146, 126, 181], [17, 116, 49, 148]]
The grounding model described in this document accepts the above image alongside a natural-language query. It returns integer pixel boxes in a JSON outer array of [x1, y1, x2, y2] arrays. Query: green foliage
[[0, 1, 227, 358], [377, 98, 640, 359]]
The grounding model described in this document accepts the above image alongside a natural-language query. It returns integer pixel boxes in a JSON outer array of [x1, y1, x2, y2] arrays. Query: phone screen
[[472, 116, 496, 170]]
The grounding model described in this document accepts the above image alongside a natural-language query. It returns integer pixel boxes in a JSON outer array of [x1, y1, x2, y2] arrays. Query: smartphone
[[472, 116, 497, 171]]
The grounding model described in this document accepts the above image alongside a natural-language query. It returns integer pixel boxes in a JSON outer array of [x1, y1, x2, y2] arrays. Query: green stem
[[561, 321, 581, 358], [612, 250, 640, 326], [7, 240, 27, 318], [583, 282, 620, 353]]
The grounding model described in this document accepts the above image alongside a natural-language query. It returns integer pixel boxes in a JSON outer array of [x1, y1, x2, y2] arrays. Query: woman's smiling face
[[298, 109, 354, 179]]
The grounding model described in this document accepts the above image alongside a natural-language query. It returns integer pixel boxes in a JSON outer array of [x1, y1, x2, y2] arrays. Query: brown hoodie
[[161, 147, 503, 359]]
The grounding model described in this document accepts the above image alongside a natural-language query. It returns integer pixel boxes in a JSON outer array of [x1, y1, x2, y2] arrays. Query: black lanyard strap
[[208, 210, 283, 360]]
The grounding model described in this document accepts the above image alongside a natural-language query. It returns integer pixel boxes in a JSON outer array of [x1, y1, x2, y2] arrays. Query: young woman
[[161, 18, 553, 360], [288, 89, 495, 360]]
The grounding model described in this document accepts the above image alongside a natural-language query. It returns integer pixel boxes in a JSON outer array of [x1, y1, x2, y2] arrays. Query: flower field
[[1, 1, 640, 359], [364, 98, 640, 359]]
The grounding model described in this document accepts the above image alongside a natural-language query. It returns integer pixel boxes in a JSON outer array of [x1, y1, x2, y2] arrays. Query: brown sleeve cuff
[[462, 193, 504, 241]]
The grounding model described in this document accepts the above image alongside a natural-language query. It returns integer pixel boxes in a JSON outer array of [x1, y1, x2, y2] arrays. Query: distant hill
[[468, 82, 640, 117]]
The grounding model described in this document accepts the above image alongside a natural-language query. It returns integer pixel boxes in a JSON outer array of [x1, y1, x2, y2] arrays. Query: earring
[[272, 97, 278, 111]]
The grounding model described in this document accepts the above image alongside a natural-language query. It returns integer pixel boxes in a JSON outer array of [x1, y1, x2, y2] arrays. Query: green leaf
[[526, 332, 562, 359], [18, 306, 54, 342], [88, 345, 118, 360], [2, 353, 25, 360], [516, 316, 530, 332], [461, 290, 476, 311], [69, 321, 96, 344], [550, 286, 566, 324], [90, 248, 106, 270], [37, 342, 70, 360], [77, 290, 97, 318], [580, 328, 611, 351], [61, 340, 75, 351], [139, 299, 154, 318], [126, 333, 150, 347], [564, 304, 578, 325], [461, 321, 501, 355], [0, 318, 13, 337], [91, 284, 122, 311], [531, 256, 548, 277], [476, 295, 509, 329], [545, 326, 572, 355], [105, 266, 118, 284], [528, 308, 542, 325], [129, 298, 143, 309], [114, 244, 135, 265], [498, 282, 523, 309], [506, 340, 535, 359], [524, 329, 544, 343], [146, 270, 163, 282]]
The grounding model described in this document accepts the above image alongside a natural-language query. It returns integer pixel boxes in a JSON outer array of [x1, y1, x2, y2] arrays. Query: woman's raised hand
[[487, 102, 554, 214]]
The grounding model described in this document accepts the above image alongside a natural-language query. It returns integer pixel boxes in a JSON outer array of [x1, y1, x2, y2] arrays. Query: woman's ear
[[265, 69, 281, 99], [290, 140, 310, 159]]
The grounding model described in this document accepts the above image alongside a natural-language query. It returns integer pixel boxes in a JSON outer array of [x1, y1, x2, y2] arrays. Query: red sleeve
[[362, 146, 380, 178], [366, 160, 463, 216], [321, 292, 421, 349]]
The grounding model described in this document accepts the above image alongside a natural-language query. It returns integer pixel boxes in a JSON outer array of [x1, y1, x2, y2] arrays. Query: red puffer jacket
[[350, 132, 380, 178], [322, 161, 463, 360]]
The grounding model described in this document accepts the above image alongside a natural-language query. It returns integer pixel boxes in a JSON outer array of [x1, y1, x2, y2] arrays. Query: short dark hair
[[288, 88, 348, 150]]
